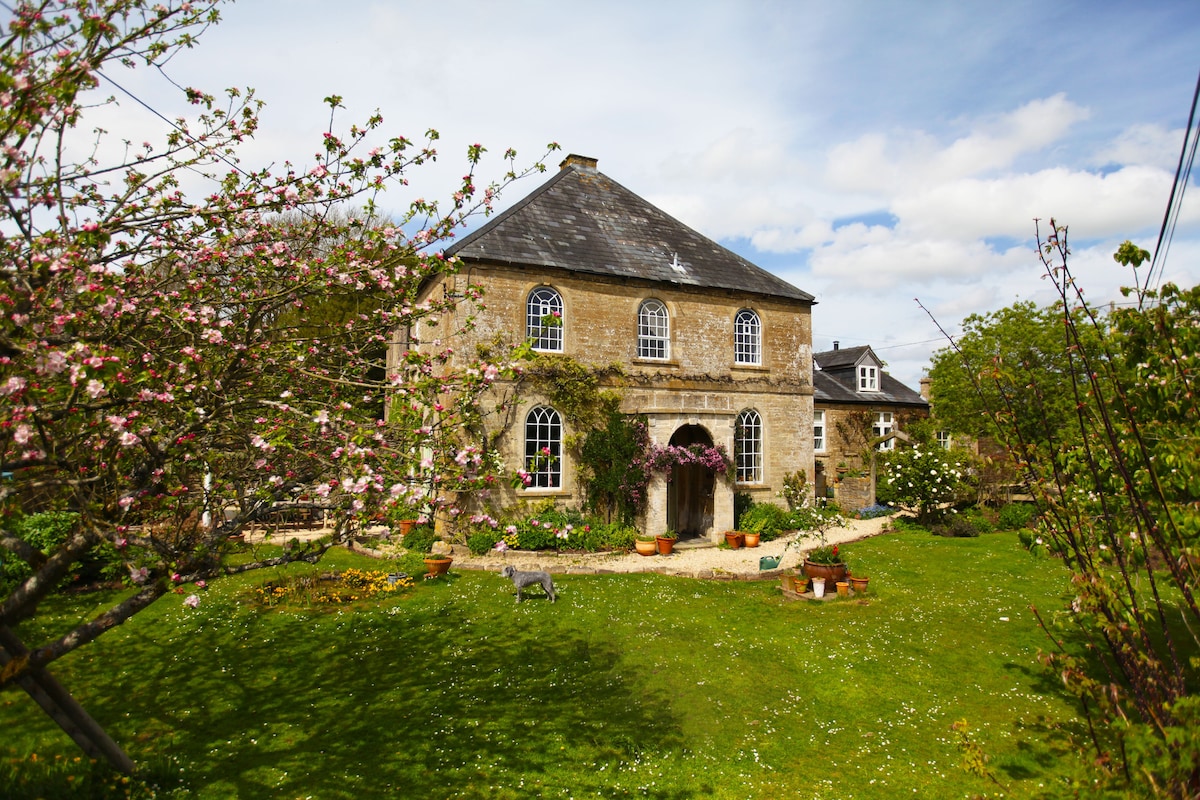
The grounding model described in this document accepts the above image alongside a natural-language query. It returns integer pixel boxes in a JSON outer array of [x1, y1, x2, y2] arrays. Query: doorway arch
[[666, 424, 715, 539]]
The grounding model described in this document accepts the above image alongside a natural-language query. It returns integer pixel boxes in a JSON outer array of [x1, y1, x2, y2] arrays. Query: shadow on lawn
[[73, 585, 695, 799]]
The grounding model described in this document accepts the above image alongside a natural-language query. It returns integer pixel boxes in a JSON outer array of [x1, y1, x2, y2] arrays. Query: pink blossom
[[0, 376, 26, 396], [13, 424, 32, 445], [183, 594, 200, 608]]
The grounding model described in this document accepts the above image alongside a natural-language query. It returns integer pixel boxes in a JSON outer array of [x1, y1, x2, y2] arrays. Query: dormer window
[[858, 364, 879, 392]]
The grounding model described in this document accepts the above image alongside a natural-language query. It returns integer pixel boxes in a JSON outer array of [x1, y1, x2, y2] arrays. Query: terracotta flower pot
[[725, 531, 744, 549], [423, 557, 453, 577], [397, 519, 418, 536], [803, 559, 848, 585], [850, 576, 869, 593], [743, 532, 760, 548], [656, 536, 676, 555], [635, 539, 658, 556], [836, 581, 850, 597]]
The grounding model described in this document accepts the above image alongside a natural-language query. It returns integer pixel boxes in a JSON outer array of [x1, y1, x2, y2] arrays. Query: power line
[[1146, 67, 1200, 295]]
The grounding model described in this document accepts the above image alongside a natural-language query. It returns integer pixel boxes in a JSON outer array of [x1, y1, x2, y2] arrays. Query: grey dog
[[499, 565, 557, 602]]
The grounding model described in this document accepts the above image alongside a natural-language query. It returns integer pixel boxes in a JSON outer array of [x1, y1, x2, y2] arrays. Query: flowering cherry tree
[[0, 0, 554, 716]]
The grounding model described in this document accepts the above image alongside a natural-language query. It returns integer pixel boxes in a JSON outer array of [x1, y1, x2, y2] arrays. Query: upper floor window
[[734, 309, 761, 365], [858, 364, 879, 391], [524, 405, 562, 488], [936, 430, 952, 450], [527, 287, 563, 352], [813, 410, 826, 453], [874, 411, 894, 451], [735, 408, 763, 483], [637, 299, 670, 360]]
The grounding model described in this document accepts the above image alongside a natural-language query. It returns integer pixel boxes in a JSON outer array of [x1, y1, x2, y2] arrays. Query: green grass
[[2, 530, 1089, 799]]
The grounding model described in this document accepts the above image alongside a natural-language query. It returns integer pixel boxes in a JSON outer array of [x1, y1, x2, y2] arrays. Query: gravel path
[[448, 516, 892, 580], [251, 515, 894, 581]]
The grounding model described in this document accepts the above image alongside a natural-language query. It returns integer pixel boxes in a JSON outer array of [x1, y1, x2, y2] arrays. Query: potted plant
[[742, 530, 760, 548], [724, 530, 744, 549], [802, 542, 848, 587], [634, 535, 658, 556], [423, 554, 453, 577], [656, 529, 677, 555]]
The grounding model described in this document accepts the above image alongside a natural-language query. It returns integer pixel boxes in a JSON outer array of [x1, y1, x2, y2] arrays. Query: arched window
[[734, 309, 761, 365], [637, 299, 670, 360], [524, 406, 562, 488], [527, 287, 563, 352], [735, 408, 763, 484]]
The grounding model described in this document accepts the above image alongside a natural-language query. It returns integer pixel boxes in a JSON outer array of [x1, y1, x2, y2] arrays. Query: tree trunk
[[0, 626, 134, 774]]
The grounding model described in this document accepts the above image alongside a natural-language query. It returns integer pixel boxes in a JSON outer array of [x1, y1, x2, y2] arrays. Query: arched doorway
[[666, 425, 715, 539]]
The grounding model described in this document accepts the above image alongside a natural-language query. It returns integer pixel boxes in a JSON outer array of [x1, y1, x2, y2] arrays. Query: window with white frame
[[734, 309, 761, 365], [637, 299, 670, 360], [813, 409, 826, 453], [524, 406, 562, 488], [873, 411, 894, 451], [526, 287, 563, 352], [858, 364, 879, 391], [735, 408, 764, 483], [936, 430, 952, 450]]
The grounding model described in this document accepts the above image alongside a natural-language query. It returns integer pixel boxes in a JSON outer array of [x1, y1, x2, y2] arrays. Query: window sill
[[633, 357, 679, 367], [731, 363, 768, 372]]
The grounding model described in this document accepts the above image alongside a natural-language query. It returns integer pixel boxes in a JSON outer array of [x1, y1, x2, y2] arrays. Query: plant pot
[[635, 539, 658, 556], [792, 574, 809, 594], [811, 577, 826, 598], [836, 581, 850, 597], [803, 560, 848, 586], [655, 536, 676, 555], [850, 576, 869, 594], [743, 532, 760, 548], [397, 519, 418, 537], [724, 531, 744, 549], [423, 557, 453, 577]]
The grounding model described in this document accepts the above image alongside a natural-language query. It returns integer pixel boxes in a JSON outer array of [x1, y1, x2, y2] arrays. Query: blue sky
[[92, 0, 1200, 388]]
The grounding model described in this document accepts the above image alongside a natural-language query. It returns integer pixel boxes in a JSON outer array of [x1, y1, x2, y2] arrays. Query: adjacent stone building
[[811, 343, 930, 506], [398, 155, 817, 541]]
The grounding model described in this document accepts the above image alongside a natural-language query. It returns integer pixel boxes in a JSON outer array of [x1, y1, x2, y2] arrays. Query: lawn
[[2, 528, 1087, 799]]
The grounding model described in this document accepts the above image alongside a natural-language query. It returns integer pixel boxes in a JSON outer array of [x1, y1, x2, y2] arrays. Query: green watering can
[[758, 538, 795, 570]]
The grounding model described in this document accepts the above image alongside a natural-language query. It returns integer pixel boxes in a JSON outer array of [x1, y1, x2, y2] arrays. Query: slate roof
[[445, 155, 814, 304], [813, 345, 928, 408]]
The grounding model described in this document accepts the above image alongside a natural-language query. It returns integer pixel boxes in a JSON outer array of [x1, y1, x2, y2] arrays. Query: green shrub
[[3, 512, 124, 591], [738, 502, 790, 540], [516, 524, 556, 551], [600, 523, 638, 551], [401, 525, 438, 554], [998, 502, 1036, 530], [957, 506, 995, 534], [932, 515, 980, 538], [395, 551, 430, 577], [467, 531, 499, 556]]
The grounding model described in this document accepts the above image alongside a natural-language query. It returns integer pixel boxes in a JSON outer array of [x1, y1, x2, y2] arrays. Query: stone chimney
[[920, 376, 932, 400], [560, 154, 598, 172]]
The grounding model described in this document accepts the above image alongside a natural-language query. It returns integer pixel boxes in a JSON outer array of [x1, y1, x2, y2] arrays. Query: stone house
[[811, 343, 929, 507], [397, 155, 817, 541]]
